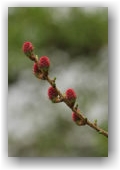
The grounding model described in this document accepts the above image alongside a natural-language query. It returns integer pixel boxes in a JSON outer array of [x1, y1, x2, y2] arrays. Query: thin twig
[[27, 53, 108, 138], [46, 75, 108, 138]]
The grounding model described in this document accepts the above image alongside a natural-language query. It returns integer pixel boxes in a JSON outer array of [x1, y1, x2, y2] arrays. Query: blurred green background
[[8, 7, 108, 157]]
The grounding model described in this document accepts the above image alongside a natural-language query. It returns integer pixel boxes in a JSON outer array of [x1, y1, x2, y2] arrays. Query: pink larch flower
[[65, 88, 77, 106], [33, 63, 39, 74], [22, 42, 34, 57], [38, 56, 50, 71], [72, 112, 80, 122], [48, 86, 58, 100], [33, 63, 43, 79]]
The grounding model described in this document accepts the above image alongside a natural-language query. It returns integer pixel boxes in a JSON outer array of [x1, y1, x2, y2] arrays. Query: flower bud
[[39, 56, 50, 72], [22, 41, 34, 57], [48, 86, 58, 100], [33, 63, 43, 79], [65, 88, 77, 107], [72, 112, 80, 122]]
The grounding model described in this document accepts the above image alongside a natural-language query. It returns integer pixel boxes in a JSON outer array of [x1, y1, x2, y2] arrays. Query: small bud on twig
[[48, 86, 59, 101], [38, 56, 50, 72], [94, 119, 98, 126], [65, 88, 77, 107], [22, 41, 35, 60]]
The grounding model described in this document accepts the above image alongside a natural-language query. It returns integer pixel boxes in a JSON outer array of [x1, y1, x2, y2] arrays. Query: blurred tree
[[8, 7, 108, 157]]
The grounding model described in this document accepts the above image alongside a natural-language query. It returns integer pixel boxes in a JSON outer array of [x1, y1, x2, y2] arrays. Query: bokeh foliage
[[8, 7, 108, 84]]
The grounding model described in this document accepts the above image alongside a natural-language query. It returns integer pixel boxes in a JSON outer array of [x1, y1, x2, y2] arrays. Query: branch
[[46, 75, 108, 138], [22, 42, 108, 138]]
